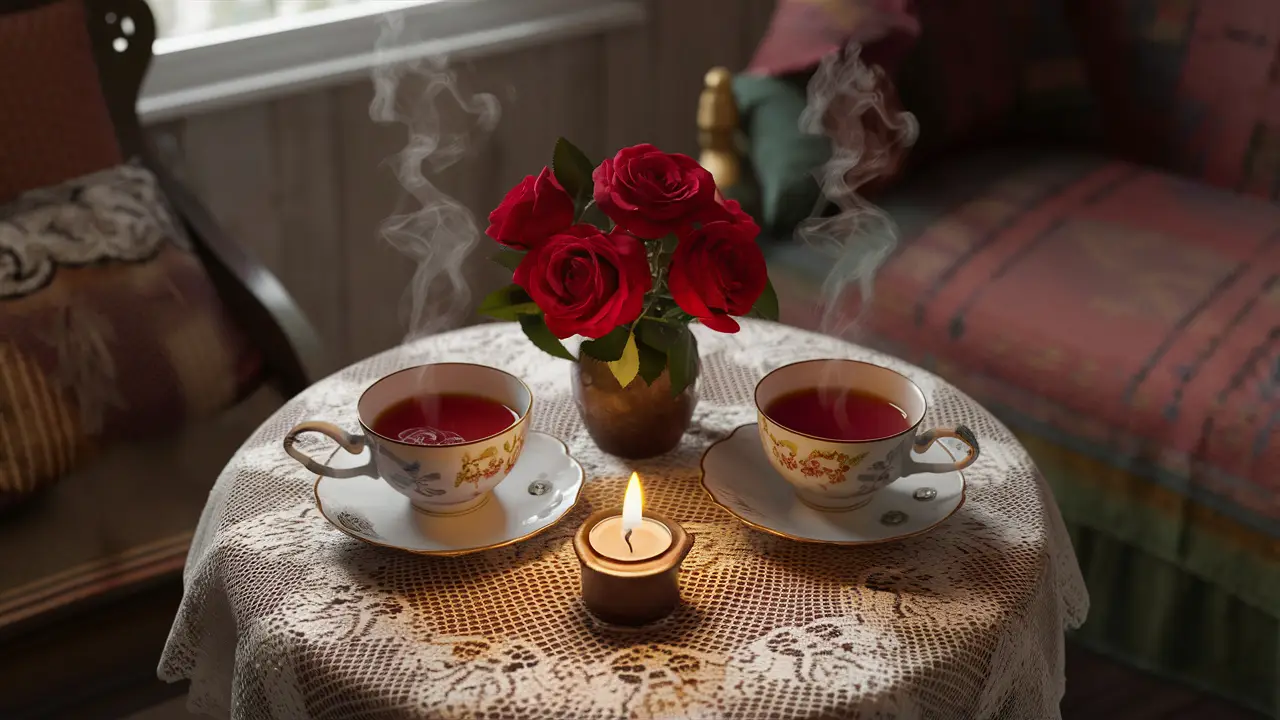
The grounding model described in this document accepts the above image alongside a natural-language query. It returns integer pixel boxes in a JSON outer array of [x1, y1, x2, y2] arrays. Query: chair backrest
[[0, 0, 322, 396], [82, 0, 155, 161]]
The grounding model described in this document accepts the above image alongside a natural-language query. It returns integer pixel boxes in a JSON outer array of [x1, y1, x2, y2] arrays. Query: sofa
[[699, 1, 1280, 715], [0, 0, 322, 716]]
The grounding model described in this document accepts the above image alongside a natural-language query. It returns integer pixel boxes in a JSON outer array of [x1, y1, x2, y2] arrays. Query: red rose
[[513, 225, 651, 339], [487, 167, 575, 250], [592, 144, 721, 239], [706, 197, 752, 225], [667, 216, 767, 333]]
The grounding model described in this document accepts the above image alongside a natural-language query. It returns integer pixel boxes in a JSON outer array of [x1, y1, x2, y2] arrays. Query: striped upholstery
[[764, 149, 1280, 710], [769, 148, 1280, 610], [0, 387, 278, 631], [1070, 0, 1280, 198]]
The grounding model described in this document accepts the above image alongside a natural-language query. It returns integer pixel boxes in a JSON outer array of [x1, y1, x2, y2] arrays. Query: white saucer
[[701, 424, 966, 545], [314, 432, 584, 556]]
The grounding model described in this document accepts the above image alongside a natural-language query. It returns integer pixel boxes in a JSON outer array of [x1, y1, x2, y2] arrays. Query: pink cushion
[[748, 0, 921, 76]]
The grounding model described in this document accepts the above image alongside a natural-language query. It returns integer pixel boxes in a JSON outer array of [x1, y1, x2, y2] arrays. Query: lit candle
[[586, 472, 673, 562], [573, 472, 694, 626]]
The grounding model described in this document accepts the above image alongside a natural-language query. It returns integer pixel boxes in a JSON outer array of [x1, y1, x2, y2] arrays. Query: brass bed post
[[697, 67, 741, 192]]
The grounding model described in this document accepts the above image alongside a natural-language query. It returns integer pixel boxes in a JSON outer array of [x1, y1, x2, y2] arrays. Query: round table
[[160, 321, 1088, 719]]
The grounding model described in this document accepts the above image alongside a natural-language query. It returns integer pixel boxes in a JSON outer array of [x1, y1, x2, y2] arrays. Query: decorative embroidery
[[0, 162, 189, 298]]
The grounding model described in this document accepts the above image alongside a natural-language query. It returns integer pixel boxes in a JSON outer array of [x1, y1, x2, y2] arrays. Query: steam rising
[[370, 14, 500, 341], [797, 44, 918, 338]]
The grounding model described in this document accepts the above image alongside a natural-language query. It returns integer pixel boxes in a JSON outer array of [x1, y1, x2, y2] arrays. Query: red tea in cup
[[372, 393, 518, 446], [764, 387, 910, 441]]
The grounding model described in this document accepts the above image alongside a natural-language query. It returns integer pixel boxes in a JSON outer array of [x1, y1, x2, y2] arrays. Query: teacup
[[755, 359, 979, 511], [283, 363, 532, 515]]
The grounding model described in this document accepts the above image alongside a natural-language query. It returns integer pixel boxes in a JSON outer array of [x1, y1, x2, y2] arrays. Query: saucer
[[700, 424, 966, 545], [314, 432, 584, 556]]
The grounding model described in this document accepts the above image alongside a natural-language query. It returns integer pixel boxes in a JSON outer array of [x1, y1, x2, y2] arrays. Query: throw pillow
[[0, 163, 261, 510], [742, 1, 921, 236], [738, 0, 1099, 239]]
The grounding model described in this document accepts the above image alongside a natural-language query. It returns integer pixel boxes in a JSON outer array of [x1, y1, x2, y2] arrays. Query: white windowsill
[[139, 0, 646, 123]]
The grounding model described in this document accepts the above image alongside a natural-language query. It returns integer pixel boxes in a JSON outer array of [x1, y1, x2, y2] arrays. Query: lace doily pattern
[[0, 161, 189, 298], [160, 321, 1088, 719]]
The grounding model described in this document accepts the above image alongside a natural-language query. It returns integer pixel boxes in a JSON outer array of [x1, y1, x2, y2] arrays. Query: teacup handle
[[903, 425, 980, 474], [284, 422, 373, 478]]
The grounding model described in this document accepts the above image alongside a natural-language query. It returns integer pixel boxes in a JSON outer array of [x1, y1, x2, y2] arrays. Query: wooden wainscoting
[[148, 0, 777, 374]]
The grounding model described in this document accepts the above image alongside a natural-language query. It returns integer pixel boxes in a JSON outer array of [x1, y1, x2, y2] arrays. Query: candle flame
[[622, 471, 643, 533]]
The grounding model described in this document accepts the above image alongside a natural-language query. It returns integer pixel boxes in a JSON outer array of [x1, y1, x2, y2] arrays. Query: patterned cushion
[[1068, 0, 1280, 198], [765, 149, 1280, 616], [0, 0, 122, 203], [0, 164, 261, 510]]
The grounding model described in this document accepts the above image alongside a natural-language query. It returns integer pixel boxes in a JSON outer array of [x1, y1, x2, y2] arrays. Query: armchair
[[0, 0, 323, 715]]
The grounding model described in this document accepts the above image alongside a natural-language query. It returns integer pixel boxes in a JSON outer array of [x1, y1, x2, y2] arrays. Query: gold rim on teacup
[[754, 358, 924, 442], [356, 363, 532, 447]]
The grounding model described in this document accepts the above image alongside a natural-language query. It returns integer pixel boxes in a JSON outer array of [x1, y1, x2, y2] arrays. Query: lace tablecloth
[[160, 321, 1088, 719]]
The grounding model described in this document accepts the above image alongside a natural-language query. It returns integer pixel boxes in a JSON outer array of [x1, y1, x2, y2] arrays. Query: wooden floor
[[1062, 644, 1266, 720], [108, 643, 1269, 719]]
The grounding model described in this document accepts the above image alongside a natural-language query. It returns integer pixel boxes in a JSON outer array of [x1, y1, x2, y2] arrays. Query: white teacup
[[755, 359, 979, 511], [284, 363, 532, 515]]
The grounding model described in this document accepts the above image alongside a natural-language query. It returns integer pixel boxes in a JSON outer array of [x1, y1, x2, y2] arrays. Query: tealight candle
[[586, 473, 672, 561], [573, 472, 694, 626]]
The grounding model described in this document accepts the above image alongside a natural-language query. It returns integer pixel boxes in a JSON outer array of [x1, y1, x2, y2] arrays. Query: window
[[149, 0, 373, 39]]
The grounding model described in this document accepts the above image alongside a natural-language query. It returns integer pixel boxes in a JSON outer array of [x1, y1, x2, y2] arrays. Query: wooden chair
[[0, 0, 324, 715]]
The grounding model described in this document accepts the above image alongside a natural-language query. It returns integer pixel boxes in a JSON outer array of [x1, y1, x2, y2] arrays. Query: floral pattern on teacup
[[456, 433, 527, 487], [759, 418, 868, 485]]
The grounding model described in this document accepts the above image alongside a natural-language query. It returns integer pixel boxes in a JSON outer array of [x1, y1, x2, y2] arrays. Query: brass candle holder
[[573, 502, 694, 626]]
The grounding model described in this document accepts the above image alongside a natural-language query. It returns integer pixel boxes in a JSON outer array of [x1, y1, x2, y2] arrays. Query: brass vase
[[571, 356, 699, 459]]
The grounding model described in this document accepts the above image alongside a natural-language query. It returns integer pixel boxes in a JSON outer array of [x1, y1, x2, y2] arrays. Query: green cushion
[[732, 73, 829, 240]]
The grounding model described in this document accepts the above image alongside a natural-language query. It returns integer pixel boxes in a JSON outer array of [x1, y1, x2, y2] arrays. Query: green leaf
[[636, 336, 667, 385], [637, 317, 678, 351], [659, 234, 679, 254], [478, 284, 539, 321], [579, 326, 630, 362], [579, 201, 612, 230], [491, 249, 526, 272], [751, 277, 780, 322], [518, 315, 576, 361], [607, 332, 640, 388], [667, 325, 699, 396], [661, 305, 693, 323], [552, 137, 595, 211]]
